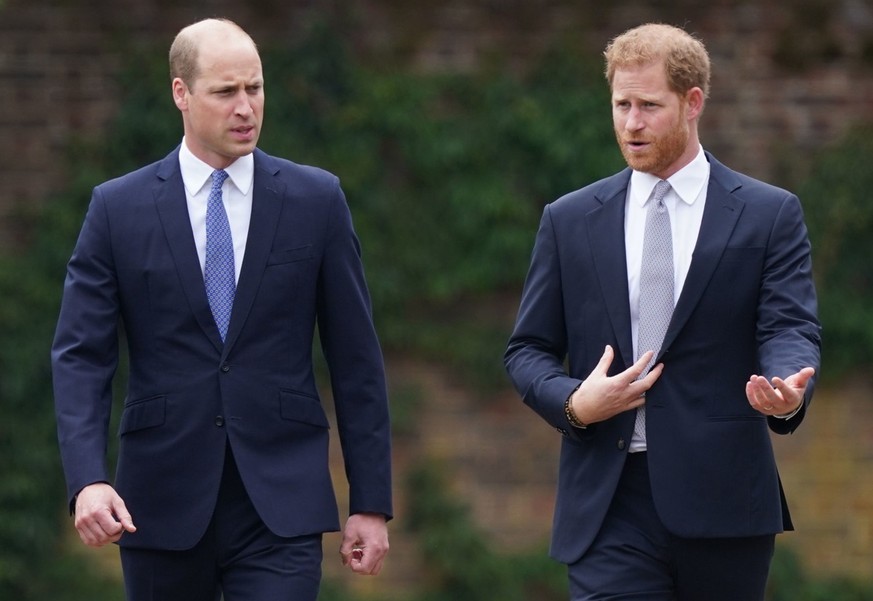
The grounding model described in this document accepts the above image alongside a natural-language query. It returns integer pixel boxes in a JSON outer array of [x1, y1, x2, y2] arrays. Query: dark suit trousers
[[568, 453, 775, 601], [120, 445, 323, 601]]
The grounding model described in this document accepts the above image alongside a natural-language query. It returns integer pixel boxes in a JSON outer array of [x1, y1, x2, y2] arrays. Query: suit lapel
[[153, 149, 225, 352], [586, 172, 635, 367], [661, 156, 744, 356], [222, 151, 285, 354]]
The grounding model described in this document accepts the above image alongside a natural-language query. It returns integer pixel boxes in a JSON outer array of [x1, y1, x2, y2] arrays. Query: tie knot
[[652, 180, 671, 203], [212, 169, 229, 190]]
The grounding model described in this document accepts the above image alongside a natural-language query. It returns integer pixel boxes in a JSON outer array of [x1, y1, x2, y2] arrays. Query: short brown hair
[[604, 23, 710, 99]]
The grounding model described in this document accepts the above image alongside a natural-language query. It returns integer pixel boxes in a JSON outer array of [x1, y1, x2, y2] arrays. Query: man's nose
[[624, 107, 644, 131], [233, 92, 254, 117]]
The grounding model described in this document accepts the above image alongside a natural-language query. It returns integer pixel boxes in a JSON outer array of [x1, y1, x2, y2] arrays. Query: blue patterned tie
[[204, 169, 235, 342], [633, 180, 673, 448]]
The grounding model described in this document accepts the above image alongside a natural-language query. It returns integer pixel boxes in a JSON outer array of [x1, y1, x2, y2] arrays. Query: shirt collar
[[178, 137, 255, 197], [630, 145, 710, 208]]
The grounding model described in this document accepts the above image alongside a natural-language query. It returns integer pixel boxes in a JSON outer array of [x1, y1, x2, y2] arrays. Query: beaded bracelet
[[564, 384, 587, 429]]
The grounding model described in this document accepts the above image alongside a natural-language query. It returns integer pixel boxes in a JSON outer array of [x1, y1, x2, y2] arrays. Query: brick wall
[[0, 3, 118, 247], [773, 374, 873, 579], [4, 0, 873, 250], [4, 0, 872, 588]]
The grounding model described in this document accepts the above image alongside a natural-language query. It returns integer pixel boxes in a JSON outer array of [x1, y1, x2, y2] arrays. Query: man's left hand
[[339, 512, 389, 575], [746, 366, 815, 417]]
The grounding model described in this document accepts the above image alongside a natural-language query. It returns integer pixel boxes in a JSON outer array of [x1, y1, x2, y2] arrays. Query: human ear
[[171, 78, 189, 111], [685, 87, 704, 120]]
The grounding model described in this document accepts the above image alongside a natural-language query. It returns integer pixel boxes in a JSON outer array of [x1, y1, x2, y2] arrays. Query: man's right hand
[[570, 345, 664, 425], [73, 482, 136, 547]]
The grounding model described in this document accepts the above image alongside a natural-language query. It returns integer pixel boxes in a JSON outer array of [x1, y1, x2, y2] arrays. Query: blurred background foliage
[[1, 18, 871, 600], [797, 125, 873, 375]]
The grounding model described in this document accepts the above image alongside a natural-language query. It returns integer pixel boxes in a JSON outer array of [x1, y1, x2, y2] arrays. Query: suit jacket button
[[617, 438, 626, 450], [221, 364, 230, 373], [215, 415, 225, 427]]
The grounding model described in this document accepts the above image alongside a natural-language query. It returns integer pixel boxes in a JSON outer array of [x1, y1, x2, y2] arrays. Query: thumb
[[796, 366, 816, 386], [593, 345, 615, 375], [780, 366, 816, 389], [111, 497, 136, 533]]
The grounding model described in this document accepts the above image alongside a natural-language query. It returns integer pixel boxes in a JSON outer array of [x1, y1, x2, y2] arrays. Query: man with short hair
[[52, 18, 392, 601], [505, 22, 820, 600]]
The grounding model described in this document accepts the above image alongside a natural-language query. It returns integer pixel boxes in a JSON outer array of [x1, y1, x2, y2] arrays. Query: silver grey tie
[[632, 180, 673, 447]]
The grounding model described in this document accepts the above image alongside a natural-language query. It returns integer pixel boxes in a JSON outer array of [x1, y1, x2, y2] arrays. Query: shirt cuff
[[774, 402, 803, 420]]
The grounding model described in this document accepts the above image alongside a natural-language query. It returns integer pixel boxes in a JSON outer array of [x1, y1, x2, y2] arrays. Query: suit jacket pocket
[[119, 395, 167, 435], [267, 245, 313, 266], [279, 390, 330, 428]]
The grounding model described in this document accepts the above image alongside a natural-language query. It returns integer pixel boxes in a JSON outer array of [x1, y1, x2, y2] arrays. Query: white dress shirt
[[178, 138, 254, 284], [626, 145, 710, 361], [625, 145, 709, 451]]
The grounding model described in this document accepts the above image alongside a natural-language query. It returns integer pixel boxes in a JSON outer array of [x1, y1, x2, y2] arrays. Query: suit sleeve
[[315, 180, 393, 519], [504, 205, 585, 436], [756, 192, 822, 434], [51, 188, 120, 505]]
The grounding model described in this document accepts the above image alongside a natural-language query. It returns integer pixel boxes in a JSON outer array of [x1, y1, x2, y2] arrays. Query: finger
[[350, 552, 370, 574], [748, 375, 775, 399], [745, 377, 762, 403], [77, 513, 118, 547], [747, 375, 782, 413], [626, 350, 656, 381], [351, 547, 385, 576], [75, 508, 109, 545], [346, 547, 365, 571], [769, 376, 789, 398], [592, 345, 615, 376], [366, 555, 385, 576], [339, 537, 362, 566], [638, 361, 663, 386], [339, 536, 359, 558], [625, 361, 661, 396], [95, 507, 125, 539], [769, 377, 804, 413], [76, 520, 100, 546], [340, 548, 363, 567], [747, 385, 772, 410], [78, 528, 105, 547], [745, 380, 756, 405]]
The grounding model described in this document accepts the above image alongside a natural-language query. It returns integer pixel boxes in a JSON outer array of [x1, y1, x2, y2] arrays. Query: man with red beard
[[505, 23, 820, 600]]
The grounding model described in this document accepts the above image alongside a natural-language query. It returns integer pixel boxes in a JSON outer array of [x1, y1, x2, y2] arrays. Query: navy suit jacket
[[505, 153, 821, 564], [52, 147, 392, 550]]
